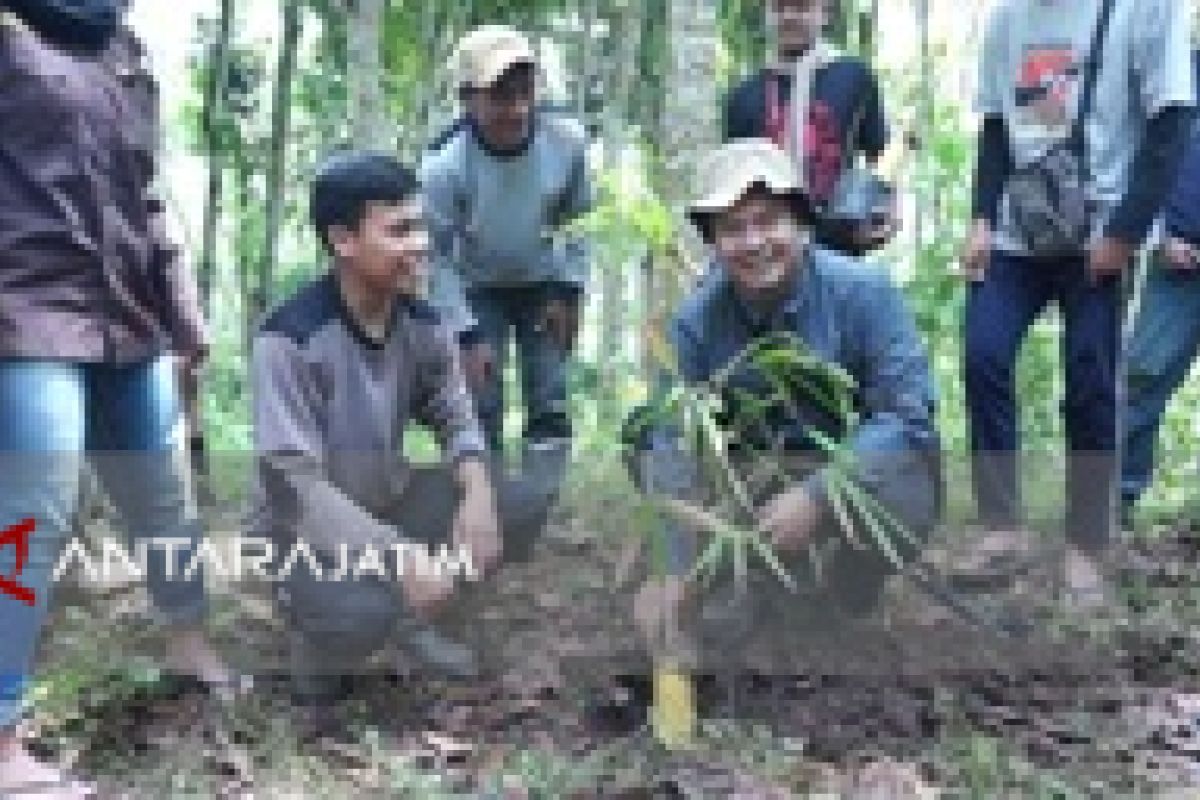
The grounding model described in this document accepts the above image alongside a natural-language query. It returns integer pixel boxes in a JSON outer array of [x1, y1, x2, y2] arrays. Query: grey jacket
[[420, 114, 592, 334], [249, 273, 486, 556]]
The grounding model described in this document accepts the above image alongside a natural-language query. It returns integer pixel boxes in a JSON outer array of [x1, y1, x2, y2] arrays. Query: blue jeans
[[964, 251, 1121, 552], [1122, 256, 1200, 512], [467, 285, 574, 468], [0, 357, 206, 729]]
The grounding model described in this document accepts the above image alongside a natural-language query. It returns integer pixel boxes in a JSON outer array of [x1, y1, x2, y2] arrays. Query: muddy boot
[[396, 623, 480, 681]]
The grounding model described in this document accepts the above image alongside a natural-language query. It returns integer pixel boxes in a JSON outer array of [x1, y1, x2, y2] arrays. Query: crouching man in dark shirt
[[249, 153, 550, 725]]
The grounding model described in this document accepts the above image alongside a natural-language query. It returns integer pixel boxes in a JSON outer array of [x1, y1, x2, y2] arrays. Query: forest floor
[[19, 466, 1200, 798]]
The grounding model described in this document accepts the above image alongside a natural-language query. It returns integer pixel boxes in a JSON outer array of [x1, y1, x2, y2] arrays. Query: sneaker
[[398, 625, 480, 680]]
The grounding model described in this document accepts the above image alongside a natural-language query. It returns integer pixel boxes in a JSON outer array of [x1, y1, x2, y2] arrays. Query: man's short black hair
[[310, 151, 419, 253]]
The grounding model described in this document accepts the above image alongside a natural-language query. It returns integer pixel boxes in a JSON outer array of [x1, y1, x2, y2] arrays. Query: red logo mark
[[0, 519, 36, 607]]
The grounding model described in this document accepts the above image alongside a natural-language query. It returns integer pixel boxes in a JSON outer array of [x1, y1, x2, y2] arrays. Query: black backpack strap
[[1069, 0, 1118, 147]]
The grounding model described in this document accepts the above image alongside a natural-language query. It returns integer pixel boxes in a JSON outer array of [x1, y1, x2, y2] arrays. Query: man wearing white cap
[[632, 139, 940, 641], [420, 25, 591, 494]]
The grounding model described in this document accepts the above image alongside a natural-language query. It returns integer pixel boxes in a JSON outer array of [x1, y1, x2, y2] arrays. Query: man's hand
[[1162, 237, 1198, 271], [401, 572, 456, 620], [1088, 235, 1135, 281], [960, 219, 992, 282], [174, 345, 208, 437], [633, 575, 690, 645], [451, 458, 502, 576], [541, 294, 581, 352], [460, 341, 495, 394], [759, 484, 824, 553]]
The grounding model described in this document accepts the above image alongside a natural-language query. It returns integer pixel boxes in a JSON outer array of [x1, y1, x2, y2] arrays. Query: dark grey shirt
[[250, 273, 486, 555], [420, 113, 592, 335]]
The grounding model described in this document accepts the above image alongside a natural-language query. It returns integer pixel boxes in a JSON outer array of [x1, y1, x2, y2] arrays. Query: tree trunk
[[198, 0, 235, 314], [235, 158, 256, 354], [599, 0, 639, 430], [345, 0, 390, 150], [657, 0, 719, 306], [258, 0, 302, 322], [576, 0, 595, 124], [648, 0, 720, 750], [915, 0, 931, 252]]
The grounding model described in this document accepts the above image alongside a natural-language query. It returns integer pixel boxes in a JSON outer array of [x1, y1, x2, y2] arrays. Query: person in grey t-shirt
[[421, 25, 591, 494], [960, 0, 1194, 609]]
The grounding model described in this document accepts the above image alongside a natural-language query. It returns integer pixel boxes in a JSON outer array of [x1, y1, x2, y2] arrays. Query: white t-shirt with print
[[976, 0, 1195, 254]]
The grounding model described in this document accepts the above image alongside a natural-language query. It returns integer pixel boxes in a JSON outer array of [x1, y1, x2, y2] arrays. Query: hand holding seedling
[[759, 484, 824, 553]]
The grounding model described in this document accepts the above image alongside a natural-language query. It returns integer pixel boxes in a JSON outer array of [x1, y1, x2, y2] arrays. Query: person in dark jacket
[[0, 5, 225, 796], [1121, 50, 1200, 521], [722, 0, 895, 254]]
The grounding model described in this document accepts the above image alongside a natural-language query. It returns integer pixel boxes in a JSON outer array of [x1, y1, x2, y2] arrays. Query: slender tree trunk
[[199, 0, 235, 314], [657, 0, 718, 304], [418, 1, 439, 147], [860, 0, 878, 57], [235, 158, 256, 354], [576, 0, 595, 123], [258, 0, 302, 322], [599, 0, 639, 430], [345, 0, 390, 149], [637, 0, 664, 381], [915, 0, 931, 253]]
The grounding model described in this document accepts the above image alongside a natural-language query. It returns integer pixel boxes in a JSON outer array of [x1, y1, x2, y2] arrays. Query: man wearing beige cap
[[420, 25, 591, 495], [631, 139, 939, 644]]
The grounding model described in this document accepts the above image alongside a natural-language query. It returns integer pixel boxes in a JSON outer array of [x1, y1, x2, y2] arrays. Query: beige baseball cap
[[687, 138, 814, 233], [451, 25, 537, 91]]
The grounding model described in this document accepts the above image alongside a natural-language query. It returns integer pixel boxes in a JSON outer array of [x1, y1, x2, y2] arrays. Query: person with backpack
[[420, 26, 592, 496], [723, 0, 895, 255], [961, 0, 1194, 608]]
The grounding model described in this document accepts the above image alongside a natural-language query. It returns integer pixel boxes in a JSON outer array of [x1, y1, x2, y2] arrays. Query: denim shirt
[[669, 247, 939, 511]]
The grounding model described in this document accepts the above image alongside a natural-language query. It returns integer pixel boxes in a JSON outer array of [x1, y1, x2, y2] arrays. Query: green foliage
[[485, 745, 611, 797], [936, 732, 1089, 798], [630, 333, 920, 591], [570, 157, 678, 257], [718, 0, 767, 84]]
